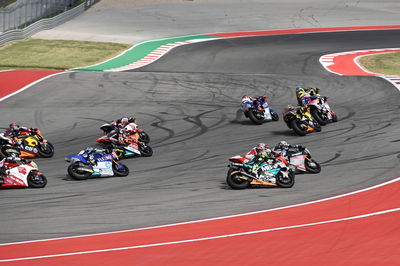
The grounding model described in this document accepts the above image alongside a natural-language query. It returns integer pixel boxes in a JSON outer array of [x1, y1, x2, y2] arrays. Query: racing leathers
[[0, 155, 25, 184]]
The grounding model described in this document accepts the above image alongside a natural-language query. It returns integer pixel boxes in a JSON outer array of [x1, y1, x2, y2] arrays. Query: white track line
[[1, 208, 398, 263], [0, 72, 67, 102], [1, 176, 399, 247]]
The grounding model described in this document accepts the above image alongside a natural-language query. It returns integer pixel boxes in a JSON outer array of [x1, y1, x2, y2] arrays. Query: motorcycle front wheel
[[226, 172, 250, 189], [139, 131, 150, 144], [305, 158, 321, 173], [311, 109, 327, 126], [38, 142, 54, 158], [27, 171, 47, 188], [276, 170, 295, 188], [113, 163, 129, 177], [139, 144, 153, 157]]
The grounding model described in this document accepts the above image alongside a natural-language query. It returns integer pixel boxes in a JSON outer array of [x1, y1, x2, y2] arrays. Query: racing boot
[[263, 108, 272, 120]]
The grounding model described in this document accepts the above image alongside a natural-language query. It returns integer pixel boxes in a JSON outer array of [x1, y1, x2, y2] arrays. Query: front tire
[[305, 158, 321, 173], [248, 109, 263, 125], [68, 162, 91, 180], [27, 172, 47, 188], [271, 111, 279, 121], [276, 170, 295, 188], [113, 163, 129, 177], [139, 144, 153, 157], [38, 142, 54, 158], [290, 119, 307, 136], [226, 172, 250, 189], [139, 131, 150, 144]]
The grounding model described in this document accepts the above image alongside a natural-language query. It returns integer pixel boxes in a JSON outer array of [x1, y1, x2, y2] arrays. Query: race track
[[0, 29, 399, 243]]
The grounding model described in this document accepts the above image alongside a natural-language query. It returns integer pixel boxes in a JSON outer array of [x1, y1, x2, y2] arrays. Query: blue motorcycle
[[227, 155, 295, 189], [240, 100, 279, 125], [65, 148, 129, 180]]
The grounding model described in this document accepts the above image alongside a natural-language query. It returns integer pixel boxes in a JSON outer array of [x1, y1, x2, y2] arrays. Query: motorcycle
[[65, 149, 129, 180], [240, 100, 279, 125], [97, 131, 153, 159], [0, 159, 47, 188], [100, 123, 150, 144], [274, 147, 321, 174], [0, 130, 54, 159], [226, 155, 295, 189], [283, 106, 321, 136], [308, 97, 338, 126]]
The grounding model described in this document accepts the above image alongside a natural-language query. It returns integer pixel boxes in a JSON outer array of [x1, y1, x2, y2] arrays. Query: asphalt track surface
[[1, 29, 400, 243]]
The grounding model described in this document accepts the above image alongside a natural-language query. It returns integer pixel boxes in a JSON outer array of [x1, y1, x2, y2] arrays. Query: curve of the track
[[1, 29, 399, 243]]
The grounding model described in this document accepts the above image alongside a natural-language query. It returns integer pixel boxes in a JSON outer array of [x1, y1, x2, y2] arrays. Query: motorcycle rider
[[273, 141, 305, 158], [244, 143, 270, 161], [83, 147, 111, 165], [0, 152, 26, 185], [249, 146, 278, 177], [3, 122, 32, 140], [241, 96, 272, 119]]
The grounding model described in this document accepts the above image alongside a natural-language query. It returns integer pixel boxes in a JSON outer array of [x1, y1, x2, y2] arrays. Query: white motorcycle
[[0, 160, 47, 188]]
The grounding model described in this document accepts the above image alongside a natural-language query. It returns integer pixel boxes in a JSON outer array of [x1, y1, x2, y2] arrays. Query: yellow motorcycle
[[0, 129, 54, 158]]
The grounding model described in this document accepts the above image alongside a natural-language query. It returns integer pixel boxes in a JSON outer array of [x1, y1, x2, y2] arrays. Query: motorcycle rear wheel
[[27, 172, 47, 188], [248, 110, 264, 125], [68, 162, 91, 180], [290, 120, 307, 136], [226, 172, 250, 189], [276, 171, 295, 188]]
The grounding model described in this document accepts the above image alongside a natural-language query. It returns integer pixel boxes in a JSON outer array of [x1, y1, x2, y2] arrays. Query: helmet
[[86, 147, 94, 152], [296, 86, 304, 91], [255, 143, 266, 152], [121, 117, 129, 125], [262, 96, 268, 101], [279, 141, 288, 147], [9, 122, 19, 130]]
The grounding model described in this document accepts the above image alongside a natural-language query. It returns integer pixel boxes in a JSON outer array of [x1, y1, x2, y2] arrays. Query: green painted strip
[[74, 34, 218, 72]]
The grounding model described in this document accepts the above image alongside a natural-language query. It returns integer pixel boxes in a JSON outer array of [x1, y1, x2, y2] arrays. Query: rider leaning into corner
[[241, 95, 272, 119], [273, 140, 305, 158], [0, 152, 26, 186]]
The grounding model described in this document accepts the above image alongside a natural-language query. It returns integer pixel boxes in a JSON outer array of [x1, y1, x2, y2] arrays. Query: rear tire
[[113, 163, 129, 177], [226, 172, 250, 189], [290, 119, 307, 136], [305, 158, 321, 173], [311, 108, 327, 126], [68, 162, 91, 180], [248, 109, 263, 125], [276, 170, 295, 188], [27, 172, 47, 188]]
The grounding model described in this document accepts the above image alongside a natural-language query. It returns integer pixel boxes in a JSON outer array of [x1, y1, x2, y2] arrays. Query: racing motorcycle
[[240, 100, 279, 125], [283, 106, 321, 136], [97, 131, 153, 159], [65, 149, 129, 180], [100, 123, 150, 144], [226, 155, 295, 189], [0, 130, 54, 159], [308, 97, 338, 126], [275, 147, 321, 174], [0, 158, 47, 189]]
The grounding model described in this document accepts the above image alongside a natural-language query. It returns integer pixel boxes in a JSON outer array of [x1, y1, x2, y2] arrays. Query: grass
[[0, 39, 131, 70], [0, 0, 17, 8], [359, 52, 400, 76]]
